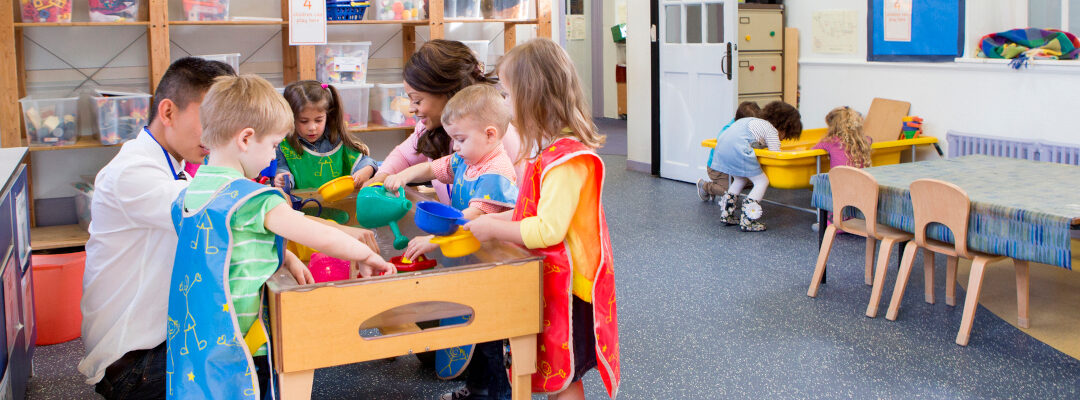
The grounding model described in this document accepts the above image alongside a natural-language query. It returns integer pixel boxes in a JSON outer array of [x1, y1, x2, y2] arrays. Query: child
[[273, 80, 378, 190], [463, 38, 620, 400], [383, 84, 519, 261], [697, 101, 761, 201], [167, 75, 394, 399], [814, 106, 872, 169], [713, 100, 802, 232]]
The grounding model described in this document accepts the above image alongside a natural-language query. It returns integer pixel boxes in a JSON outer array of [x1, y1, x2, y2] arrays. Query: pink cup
[[308, 253, 351, 283]]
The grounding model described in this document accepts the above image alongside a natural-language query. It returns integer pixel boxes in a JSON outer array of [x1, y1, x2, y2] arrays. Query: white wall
[[566, 1, 593, 109], [625, 0, 1079, 170], [625, 0, 651, 166]]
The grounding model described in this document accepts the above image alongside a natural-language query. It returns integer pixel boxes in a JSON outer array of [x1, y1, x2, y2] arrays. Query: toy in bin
[[414, 202, 481, 258], [354, 183, 412, 250], [391, 254, 437, 272], [19, 0, 72, 23], [375, 0, 425, 20], [182, 0, 229, 21], [370, 83, 416, 127], [89, 0, 139, 22], [481, 0, 528, 19], [309, 253, 351, 283], [327, 0, 370, 21], [901, 116, 923, 139], [92, 90, 150, 145], [317, 42, 371, 84], [19, 96, 78, 146]]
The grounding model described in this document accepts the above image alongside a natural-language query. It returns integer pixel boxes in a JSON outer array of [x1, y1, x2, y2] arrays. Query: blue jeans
[[95, 342, 166, 400], [464, 340, 512, 400]]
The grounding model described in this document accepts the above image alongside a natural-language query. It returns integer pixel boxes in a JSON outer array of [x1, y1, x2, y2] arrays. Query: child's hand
[[283, 250, 315, 285], [352, 166, 375, 188], [274, 172, 293, 189], [463, 214, 497, 242], [339, 226, 380, 254], [403, 235, 438, 260], [354, 253, 396, 278], [383, 173, 407, 192]]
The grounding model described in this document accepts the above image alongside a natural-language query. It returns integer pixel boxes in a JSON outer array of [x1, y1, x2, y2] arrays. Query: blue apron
[[167, 179, 285, 399], [436, 154, 518, 380], [711, 117, 767, 177]]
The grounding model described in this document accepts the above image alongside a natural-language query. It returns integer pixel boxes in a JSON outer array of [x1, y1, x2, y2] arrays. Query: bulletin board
[[867, 0, 965, 62]]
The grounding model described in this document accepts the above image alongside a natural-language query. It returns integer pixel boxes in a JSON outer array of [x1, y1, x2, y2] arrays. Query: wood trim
[[402, 25, 416, 63], [0, 0, 21, 148], [297, 46, 316, 81], [783, 27, 798, 106], [147, 0, 170, 93], [504, 22, 517, 52], [281, 0, 298, 84], [428, 0, 445, 38], [536, 0, 552, 39]]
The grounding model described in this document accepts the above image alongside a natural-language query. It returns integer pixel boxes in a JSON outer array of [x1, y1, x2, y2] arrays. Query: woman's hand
[[403, 235, 438, 261]]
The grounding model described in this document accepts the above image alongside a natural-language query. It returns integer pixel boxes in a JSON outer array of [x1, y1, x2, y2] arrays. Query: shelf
[[169, 20, 286, 26], [14, 21, 150, 27], [28, 136, 121, 152], [328, 20, 430, 25], [444, 18, 538, 24], [31, 224, 90, 250], [349, 124, 415, 133]]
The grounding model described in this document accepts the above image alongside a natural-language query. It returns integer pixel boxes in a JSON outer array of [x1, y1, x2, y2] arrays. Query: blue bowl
[[414, 201, 470, 236]]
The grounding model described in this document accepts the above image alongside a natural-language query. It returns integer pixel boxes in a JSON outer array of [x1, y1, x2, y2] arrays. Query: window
[[1028, 0, 1079, 31]]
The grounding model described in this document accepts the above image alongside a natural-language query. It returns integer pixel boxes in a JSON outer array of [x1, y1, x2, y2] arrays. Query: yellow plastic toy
[[318, 176, 355, 202], [429, 228, 482, 258], [701, 128, 939, 189]]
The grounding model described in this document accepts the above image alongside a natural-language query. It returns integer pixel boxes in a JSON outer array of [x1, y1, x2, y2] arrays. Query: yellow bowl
[[429, 228, 482, 258], [286, 240, 316, 262], [318, 176, 355, 202]]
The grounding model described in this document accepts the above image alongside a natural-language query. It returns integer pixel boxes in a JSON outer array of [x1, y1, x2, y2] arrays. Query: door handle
[[722, 42, 733, 80]]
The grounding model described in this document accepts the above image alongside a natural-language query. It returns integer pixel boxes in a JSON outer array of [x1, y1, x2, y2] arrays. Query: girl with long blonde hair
[[814, 106, 872, 169], [463, 38, 620, 400]]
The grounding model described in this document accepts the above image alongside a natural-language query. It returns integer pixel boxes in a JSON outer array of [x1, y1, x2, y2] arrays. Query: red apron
[[512, 138, 620, 397]]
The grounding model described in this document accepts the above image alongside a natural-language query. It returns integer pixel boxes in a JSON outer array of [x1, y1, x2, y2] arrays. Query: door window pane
[[666, 5, 682, 43], [1029, 0, 1062, 29], [686, 4, 703, 43], [706, 3, 724, 43]]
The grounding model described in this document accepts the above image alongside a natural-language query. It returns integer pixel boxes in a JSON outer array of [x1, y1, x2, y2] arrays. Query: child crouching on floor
[[166, 75, 394, 399], [698, 101, 762, 201]]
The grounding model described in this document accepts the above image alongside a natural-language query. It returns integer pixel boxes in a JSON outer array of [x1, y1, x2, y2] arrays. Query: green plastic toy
[[355, 183, 412, 250]]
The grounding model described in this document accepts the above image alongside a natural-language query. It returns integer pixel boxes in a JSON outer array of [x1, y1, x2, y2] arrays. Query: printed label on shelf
[[333, 57, 366, 72]]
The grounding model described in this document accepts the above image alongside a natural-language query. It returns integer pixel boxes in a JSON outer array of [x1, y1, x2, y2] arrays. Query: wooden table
[[266, 188, 544, 399]]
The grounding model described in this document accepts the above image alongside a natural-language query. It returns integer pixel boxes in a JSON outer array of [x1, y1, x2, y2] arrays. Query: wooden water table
[[266, 188, 543, 399], [701, 128, 941, 190]]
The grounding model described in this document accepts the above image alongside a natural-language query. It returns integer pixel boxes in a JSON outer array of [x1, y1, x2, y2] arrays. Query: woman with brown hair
[[370, 39, 523, 202]]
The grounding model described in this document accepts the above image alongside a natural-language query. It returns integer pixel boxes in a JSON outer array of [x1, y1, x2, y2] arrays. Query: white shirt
[[79, 129, 188, 384]]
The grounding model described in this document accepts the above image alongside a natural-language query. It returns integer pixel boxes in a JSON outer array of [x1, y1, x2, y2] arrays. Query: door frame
[[650, 0, 660, 175]]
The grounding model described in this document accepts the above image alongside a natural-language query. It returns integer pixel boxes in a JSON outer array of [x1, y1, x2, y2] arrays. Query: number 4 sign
[[289, 0, 327, 45]]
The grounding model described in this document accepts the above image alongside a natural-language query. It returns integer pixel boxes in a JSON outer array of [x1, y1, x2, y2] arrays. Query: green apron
[[279, 141, 363, 189]]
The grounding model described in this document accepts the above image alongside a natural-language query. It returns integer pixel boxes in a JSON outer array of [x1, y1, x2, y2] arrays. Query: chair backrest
[[908, 178, 972, 258], [828, 166, 880, 237]]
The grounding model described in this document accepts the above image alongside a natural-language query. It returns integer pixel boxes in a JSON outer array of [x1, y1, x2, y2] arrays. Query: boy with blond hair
[[166, 74, 394, 399]]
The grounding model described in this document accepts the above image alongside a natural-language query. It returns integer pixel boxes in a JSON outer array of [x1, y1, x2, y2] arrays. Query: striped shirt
[[746, 118, 782, 151], [184, 165, 286, 356], [431, 145, 518, 214]]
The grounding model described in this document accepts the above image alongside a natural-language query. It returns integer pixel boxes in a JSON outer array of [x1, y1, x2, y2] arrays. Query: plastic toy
[[318, 176, 355, 202], [391, 254, 437, 272], [89, 0, 139, 22], [20, 0, 72, 23], [309, 253, 351, 283], [354, 183, 412, 250], [371, 84, 416, 127], [316, 43, 371, 84], [20, 100, 77, 146], [182, 0, 229, 21], [481, 0, 527, 19], [414, 201, 470, 236], [376, 0, 424, 20], [282, 175, 323, 216], [287, 240, 317, 262], [901, 116, 924, 139], [429, 228, 481, 258], [93, 92, 150, 145]]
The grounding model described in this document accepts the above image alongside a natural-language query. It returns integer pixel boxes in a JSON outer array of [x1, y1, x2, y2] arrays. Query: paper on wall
[[883, 0, 913, 42], [289, 0, 327, 45], [812, 10, 858, 54], [568, 15, 587, 40]]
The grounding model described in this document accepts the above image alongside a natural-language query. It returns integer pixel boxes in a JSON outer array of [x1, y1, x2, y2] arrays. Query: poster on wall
[[2, 257, 17, 352], [868, 0, 964, 62], [813, 10, 858, 54], [289, 0, 327, 45], [883, 0, 912, 42]]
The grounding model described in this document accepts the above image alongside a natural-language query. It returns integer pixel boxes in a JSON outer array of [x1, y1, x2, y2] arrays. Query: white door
[[658, 1, 737, 183]]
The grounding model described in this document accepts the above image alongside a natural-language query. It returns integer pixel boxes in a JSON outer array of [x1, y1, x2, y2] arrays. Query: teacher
[[370, 39, 524, 202]]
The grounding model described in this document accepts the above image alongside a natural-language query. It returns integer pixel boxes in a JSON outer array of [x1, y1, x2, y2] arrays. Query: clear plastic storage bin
[[445, 0, 481, 19], [373, 0, 425, 20], [91, 90, 151, 145], [482, 0, 529, 19], [460, 40, 490, 72], [182, 0, 230, 21], [195, 53, 241, 73], [19, 95, 79, 147], [317, 42, 371, 85], [370, 83, 416, 127], [19, 0, 72, 23], [336, 84, 373, 129], [89, 0, 140, 22]]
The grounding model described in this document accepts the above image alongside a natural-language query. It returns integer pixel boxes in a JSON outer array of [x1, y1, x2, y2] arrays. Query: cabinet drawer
[[738, 94, 783, 109], [738, 53, 782, 94], [738, 10, 783, 51]]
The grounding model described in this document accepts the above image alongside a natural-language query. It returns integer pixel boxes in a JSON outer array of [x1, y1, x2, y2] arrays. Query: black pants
[[464, 341, 512, 400], [95, 342, 166, 400]]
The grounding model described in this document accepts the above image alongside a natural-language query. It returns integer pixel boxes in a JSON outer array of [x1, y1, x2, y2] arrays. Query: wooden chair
[[808, 166, 913, 318], [884, 179, 1030, 346]]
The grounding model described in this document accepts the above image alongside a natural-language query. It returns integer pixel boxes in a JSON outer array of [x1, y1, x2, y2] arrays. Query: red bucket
[[31, 251, 85, 345]]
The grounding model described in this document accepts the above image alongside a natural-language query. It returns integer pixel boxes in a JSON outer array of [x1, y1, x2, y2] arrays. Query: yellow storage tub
[[701, 129, 938, 189]]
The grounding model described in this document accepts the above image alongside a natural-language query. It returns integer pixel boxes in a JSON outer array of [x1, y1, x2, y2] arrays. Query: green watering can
[[355, 183, 412, 250]]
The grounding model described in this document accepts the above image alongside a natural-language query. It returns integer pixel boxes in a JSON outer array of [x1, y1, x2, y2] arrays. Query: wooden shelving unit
[[0, 0, 551, 250]]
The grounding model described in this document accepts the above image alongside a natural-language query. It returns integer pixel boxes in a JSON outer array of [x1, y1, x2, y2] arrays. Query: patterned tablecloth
[[811, 155, 1080, 268]]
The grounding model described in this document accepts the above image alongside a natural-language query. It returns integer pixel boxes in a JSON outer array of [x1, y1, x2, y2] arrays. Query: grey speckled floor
[[29, 155, 1080, 399]]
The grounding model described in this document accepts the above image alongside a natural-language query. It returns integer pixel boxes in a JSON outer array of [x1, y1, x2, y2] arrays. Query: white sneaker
[[696, 179, 713, 202], [440, 387, 475, 400]]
